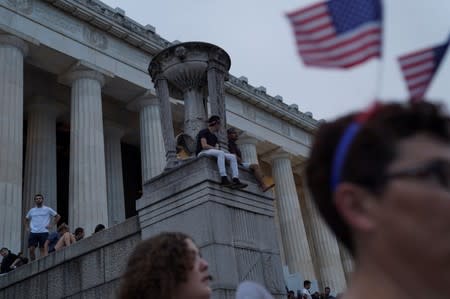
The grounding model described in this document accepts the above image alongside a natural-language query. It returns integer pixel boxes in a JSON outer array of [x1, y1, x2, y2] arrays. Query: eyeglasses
[[384, 159, 450, 190]]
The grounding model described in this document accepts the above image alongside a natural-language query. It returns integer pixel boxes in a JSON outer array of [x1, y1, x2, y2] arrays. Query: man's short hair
[[208, 115, 220, 126], [304, 280, 311, 287], [0, 247, 7, 252], [306, 101, 450, 255], [34, 193, 43, 199]]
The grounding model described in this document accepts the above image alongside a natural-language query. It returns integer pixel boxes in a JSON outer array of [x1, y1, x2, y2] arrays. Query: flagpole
[[373, 1, 385, 102]]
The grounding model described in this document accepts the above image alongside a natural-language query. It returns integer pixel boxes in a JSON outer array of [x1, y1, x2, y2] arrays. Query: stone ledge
[[0, 216, 140, 290]]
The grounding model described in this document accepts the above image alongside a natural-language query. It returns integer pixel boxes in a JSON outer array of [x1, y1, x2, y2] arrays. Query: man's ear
[[334, 183, 378, 232]]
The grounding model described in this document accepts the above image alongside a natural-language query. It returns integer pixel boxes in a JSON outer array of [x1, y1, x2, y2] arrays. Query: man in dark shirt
[[227, 128, 275, 192], [196, 115, 247, 188], [0, 247, 18, 274], [323, 287, 336, 299]]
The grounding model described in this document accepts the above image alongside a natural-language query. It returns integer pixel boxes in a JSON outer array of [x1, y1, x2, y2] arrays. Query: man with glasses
[[25, 194, 60, 261], [196, 115, 247, 189], [306, 101, 450, 299]]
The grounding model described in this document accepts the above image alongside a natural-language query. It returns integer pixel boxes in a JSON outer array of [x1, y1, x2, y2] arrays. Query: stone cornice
[[43, 0, 171, 53], [226, 75, 319, 134], [42, 0, 319, 134]]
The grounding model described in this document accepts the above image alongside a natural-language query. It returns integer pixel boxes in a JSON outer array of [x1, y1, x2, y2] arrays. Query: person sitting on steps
[[196, 115, 247, 189]]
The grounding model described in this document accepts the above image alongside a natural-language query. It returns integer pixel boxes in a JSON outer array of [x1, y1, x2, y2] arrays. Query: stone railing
[[0, 217, 141, 298]]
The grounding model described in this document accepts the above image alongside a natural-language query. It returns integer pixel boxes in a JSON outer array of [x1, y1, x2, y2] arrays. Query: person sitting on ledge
[[196, 115, 247, 189], [118, 232, 212, 299], [74, 227, 85, 241], [227, 128, 275, 192], [306, 101, 450, 299], [54, 223, 76, 251]]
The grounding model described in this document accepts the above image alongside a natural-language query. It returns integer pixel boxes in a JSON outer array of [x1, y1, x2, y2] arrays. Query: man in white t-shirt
[[301, 280, 312, 299], [25, 194, 60, 260]]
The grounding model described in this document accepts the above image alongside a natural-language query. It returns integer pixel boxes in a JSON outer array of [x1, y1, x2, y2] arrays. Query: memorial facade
[[0, 0, 351, 294]]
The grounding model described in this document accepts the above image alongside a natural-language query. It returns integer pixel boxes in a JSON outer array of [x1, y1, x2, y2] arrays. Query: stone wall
[[0, 217, 140, 299]]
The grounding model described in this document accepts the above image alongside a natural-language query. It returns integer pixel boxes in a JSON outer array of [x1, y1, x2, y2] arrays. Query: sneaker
[[221, 176, 233, 187], [231, 178, 248, 189]]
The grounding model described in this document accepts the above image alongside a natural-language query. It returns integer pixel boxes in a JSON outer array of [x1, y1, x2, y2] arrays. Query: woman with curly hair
[[118, 232, 211, 299]]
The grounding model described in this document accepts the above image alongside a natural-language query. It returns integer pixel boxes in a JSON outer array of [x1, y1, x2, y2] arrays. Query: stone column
[[300, 181, 347, 293], [0, 35, 28, 252], [237, 136, 259, 164], [104, 121, 125, 226], [66, 68, 109, 232], [270, 151, 316, 280], [183, 88, 207, 140], [339, 243, 354, 282], [154, 76, 177, 169], [207, 60, 227, 150], [128, 93, 166, 183], [22, 97, 64, 249]]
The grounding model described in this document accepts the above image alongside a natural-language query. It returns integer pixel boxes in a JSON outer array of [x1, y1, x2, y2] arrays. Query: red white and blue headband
[[330, 102, 383, 192]]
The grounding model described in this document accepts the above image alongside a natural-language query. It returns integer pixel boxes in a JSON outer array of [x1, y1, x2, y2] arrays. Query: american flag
[[286, 0, 383, 69], [398, 40, 449, 101]]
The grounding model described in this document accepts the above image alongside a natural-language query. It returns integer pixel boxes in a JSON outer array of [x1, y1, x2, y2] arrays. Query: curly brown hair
[[118, 232, 195, 299], [306, 101, 450, 255]]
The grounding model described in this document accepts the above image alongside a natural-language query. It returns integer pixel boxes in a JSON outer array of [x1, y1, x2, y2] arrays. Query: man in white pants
[[196, 115, 247, 189]]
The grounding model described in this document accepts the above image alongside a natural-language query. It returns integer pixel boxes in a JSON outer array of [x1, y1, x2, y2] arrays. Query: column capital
[[269, 149, 293, 163], [104, 120, 125, 139], [0, 34, 28, 56], [236, 134, 259, 146], [126, 90, 159, 112], [25, 96, 67, 118], [58, 60, 114, 87]]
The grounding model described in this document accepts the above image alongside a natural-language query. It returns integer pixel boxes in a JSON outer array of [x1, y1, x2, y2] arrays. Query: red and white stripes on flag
[[398, 40, 449, 100], [287, 0, 383, 69]]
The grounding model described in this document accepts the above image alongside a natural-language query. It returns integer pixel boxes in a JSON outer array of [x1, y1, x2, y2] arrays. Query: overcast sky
[[101, 0, 450, 120]]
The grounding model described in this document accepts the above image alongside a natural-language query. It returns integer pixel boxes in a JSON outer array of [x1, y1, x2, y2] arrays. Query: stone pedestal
[[137, 157, 285, 299], [270, 152, 316, 280], [301, 184, 346, 293], [148, 42, 231, 161], [104, 121, 125, 226], [65, 67, 109, 231], [0, 35, 28, 252]]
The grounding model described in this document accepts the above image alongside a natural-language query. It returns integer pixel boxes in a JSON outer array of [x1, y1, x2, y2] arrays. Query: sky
[[101, 0, 450, 120]]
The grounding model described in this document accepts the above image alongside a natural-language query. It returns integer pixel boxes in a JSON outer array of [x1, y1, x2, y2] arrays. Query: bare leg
[[29, 246, 36, 261], [250, 164, 275, 192], [39, 247, 46, 258], [55, 232, 74, 251]]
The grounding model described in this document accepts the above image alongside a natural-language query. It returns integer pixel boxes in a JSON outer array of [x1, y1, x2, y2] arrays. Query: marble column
[[154, 76, 177, 169], [270, 151, 316, 280], [129, 94, 166, 183], [339, 243, 354, 282], [104, 121, 125, 226], [22, 97, 64, 249], [237, 136, 259, 164], [0, 35, 28, 252], [207, 61, 227, 150], [300, 181, 347, 293], [66, 67, 108, 232]]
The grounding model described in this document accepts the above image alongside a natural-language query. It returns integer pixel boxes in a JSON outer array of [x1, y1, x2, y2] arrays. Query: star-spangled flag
[[398, 39, 449, 101], [286, 0, 383, 69]]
